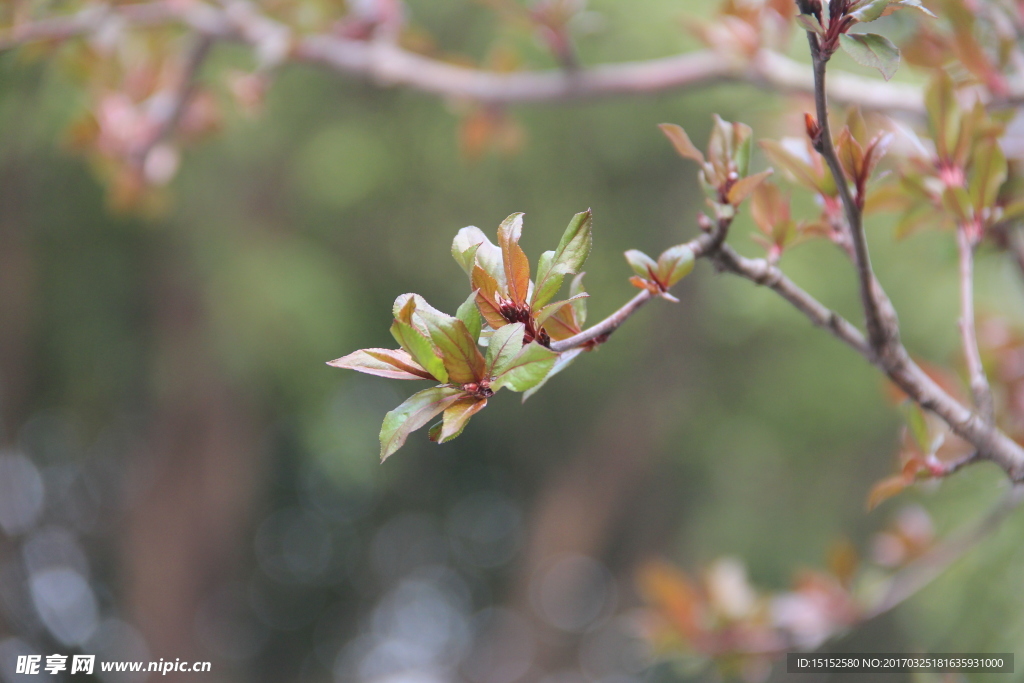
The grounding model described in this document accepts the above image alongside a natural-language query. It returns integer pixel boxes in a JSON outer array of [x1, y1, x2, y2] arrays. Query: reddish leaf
[[472, 265, 509, 329], [498, 213, 531, 305], [659, 123, 705, 163], [726, 168, 773, 205], [866, 474, 912, 510], [327, 348, 434, 380]]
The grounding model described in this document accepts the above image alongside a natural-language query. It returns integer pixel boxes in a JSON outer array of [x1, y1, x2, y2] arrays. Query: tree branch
[[957, 226, 994, 422], [131, 33, 215, 171], [807, 32, 899, 359], [0, 2, 926, 112]]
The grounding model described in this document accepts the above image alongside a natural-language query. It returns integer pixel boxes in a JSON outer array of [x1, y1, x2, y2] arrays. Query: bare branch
[[957, 226, 994, 422], [0, 2, 925, 112]]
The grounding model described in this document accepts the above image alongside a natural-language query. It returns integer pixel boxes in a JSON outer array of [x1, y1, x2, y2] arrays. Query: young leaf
[[472, 265, 509, 329], [497, 213, 531, 305], [532, 252, 563, 310], [491, 343, 558, 392], [534, 293, 589, 329], [733, 125, 754, 178], [850, 0, 891, 23], [393, 293, 458, 338], [452, 226, 488, 278], [796, 13, 825, 34], [624, 249, 658, 279], [760, 139, 833, 195], [435, 397, 488, 442], [390, 319, 449, 384], [421, 314, 487, 385], [533, 209, 593, 308], [925, 72, 959, 161], [327, 348, 435, 380], [969, 137, 1007, 212], [884, 0, 935, 17], [836, 127, 865, 183], [380, 386, 465, 461], [486, 322, 526, 376], [866, 473, 912, 510], [542, 307, 583, 341], [456, 290, 483, 342], [840, 33, 900, 81], [658, 123, 705, 163], [655, 244, 696, 288], [726, 168, 773, 205]]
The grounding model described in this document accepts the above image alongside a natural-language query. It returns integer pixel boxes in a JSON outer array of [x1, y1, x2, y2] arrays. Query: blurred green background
[[1, 1, 1023, 682]]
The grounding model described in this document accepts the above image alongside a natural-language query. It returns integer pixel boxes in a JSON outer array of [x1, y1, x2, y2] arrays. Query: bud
[[804, 112, 821, 142]]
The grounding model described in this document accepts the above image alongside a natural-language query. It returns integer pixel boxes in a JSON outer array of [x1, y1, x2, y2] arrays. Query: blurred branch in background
[[0, 2, 925, 107]]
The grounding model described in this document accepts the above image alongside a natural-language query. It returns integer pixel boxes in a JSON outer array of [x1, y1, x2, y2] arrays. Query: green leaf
[[840, 33, 900, 81], [796, 13, 825, 34], [522, 348, 583, 401], [453, 227, 505, 289], [393, 293, 457, 338], [925, 72, 959, 161], [421, 314, 487, 385], [534, 293, 589, 329], [734, 128, 753, 178], [491, 342, 558, 393], [533, 209, 593, 308], [969, 137, 1007, 212], [452, 226, 487, 278], [380, 386, 465, 461], [849, 0, 891, 23], [486, 322, 525, 376], [624, 249, 658, 279], [708, 115, 735, 183], [569, 272, 587, 327], [327, 348, 434, 380], [658, 123, 705, 163], [760, 139, 834, 196], [941, 185, 973, 224], [434, 397, 488, 442], [390, 319, 449, 384], [656, 244, 696, 288], [532, 252, 563, 309], [456, 290, 483, 343], [886, 0, 936, 17]]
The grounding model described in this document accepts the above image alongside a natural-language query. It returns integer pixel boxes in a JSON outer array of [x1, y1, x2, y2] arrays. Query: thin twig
[[549, 291, 652, 352], [957, 226, 994, 422], [807, 32, 898, 358]]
